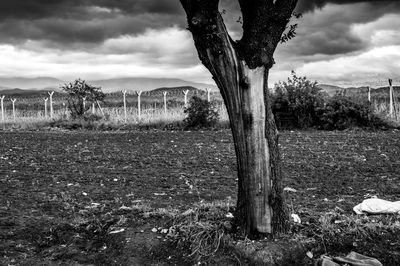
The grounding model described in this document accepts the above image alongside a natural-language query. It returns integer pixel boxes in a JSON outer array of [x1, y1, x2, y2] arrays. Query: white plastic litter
[[353, 198, 400, 215], [283, 187, 297, 192], [291, 214, 301, 224]]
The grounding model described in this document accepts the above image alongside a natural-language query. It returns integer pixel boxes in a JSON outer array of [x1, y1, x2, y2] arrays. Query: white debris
[[353, 198, 400, 215], [283, 187, 297, 193], [225, 212, 234, 218], [109, 228, 125, 234], [291, 214, 301, 224]]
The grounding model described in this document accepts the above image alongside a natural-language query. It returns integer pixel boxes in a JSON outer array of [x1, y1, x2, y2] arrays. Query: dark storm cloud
[[293, 23, 365, 55], [0, 0, 399, 56], [274, 0, 400, 58], [0, 0, 184, 45], [296, 0, 400, 12], [0, 0, 183, 19]]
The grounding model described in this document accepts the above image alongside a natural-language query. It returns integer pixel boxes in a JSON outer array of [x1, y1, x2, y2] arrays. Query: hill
[[0, 88, 62, 98], [0, 77, 63, 90], [89, 78, 216, 93], [317, 84, 345, 96], [0, 76, 217, 93], [148, 86, 202, 95]]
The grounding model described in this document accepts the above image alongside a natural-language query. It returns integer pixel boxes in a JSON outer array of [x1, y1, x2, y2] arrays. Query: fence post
[[11, 99, 16, 121], [1, 96, 4, 122], [48, 91, 54, 119], [44, 98, 48, 118], [206, 88, 211, 102], [96, 101, 105, 116], [163, 91, 168, 114], [137, 91, 143, 122], [183, 90, 189, 108], [367, 86, 371, 102], [92, 102, 96, 114], [389, 79, 394, 117], [122, 90, 127, 123], [82, 97, 86, 111], [62, 102, 67, 117]]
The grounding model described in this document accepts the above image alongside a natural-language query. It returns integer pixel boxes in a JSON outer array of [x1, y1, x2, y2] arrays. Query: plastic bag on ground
[[317, 251, 383, 266], [353, 198, 400, 215]]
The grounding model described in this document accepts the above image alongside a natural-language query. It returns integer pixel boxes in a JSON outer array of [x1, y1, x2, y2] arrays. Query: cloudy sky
[[0, 0, 399, 87]]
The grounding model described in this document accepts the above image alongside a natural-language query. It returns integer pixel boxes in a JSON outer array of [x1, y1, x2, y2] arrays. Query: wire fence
[[1, 79, 400, 125]]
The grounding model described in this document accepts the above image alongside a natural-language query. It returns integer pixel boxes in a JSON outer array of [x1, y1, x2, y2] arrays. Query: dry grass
[[372, 100, 400, 122], [0, 105, 229, 130], [166, 199, 235, 262]]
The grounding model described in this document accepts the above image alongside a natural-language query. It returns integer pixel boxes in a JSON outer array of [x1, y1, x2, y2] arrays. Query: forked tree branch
[[237, 0, 298, 68]]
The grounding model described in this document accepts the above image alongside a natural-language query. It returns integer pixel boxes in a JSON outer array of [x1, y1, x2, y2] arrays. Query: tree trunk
[[180, 0, 296, 237], [230, 64, 286, 236]]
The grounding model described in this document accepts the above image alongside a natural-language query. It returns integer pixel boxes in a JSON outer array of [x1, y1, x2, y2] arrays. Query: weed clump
[[273, 71, 324, 128], [61, 79, 105, 119], [317, 96, 385, 130], [183, 96, 219, 129], [272, 71, 390, 130], [166, 200, 235, 263]]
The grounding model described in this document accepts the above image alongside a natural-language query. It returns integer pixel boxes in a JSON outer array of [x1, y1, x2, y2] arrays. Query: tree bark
[[180, 0, 296, 237]]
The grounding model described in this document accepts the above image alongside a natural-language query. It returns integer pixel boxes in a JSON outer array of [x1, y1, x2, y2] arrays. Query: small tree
[[184, 96, 219, 129], [61, 79, 105, 119], [274, 71, 324, 127]]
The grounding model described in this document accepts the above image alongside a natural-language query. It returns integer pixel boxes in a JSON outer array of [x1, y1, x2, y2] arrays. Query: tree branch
[[179, 0, 240, 112], [237, 0, 298, 68]]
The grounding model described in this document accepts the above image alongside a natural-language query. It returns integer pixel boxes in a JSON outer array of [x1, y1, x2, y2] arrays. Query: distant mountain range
[[317, 84, 399, 96], [0, 88, 59, 97], [89, 78, 216, 92], [317, 84, 344, 96], [0, 77, 396, 98], [0, 77, 62, 91], [0, 77, 216, 93]]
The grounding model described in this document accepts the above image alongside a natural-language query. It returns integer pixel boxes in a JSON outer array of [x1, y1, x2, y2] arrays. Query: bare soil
[[1, 129, 399, 265]]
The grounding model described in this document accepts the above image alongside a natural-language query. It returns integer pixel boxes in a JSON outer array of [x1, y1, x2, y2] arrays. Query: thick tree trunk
[[180, 0, 295, 237], [231, 65, 286, 236], [202, 40, 287, 236]]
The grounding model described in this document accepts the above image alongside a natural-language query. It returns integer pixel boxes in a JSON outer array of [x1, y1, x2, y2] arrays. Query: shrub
[[61, 79, 105, 119], [184, 96, 219, 129], [273, 71, 325, 128], [317, 96, 384, 130]]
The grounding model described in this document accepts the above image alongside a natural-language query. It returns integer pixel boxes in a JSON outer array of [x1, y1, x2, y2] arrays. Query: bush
[[61, 79, 105, 119], [317, 96, 384, 130], [273, 71, 325, 128], [184, 96, 219, 129]]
